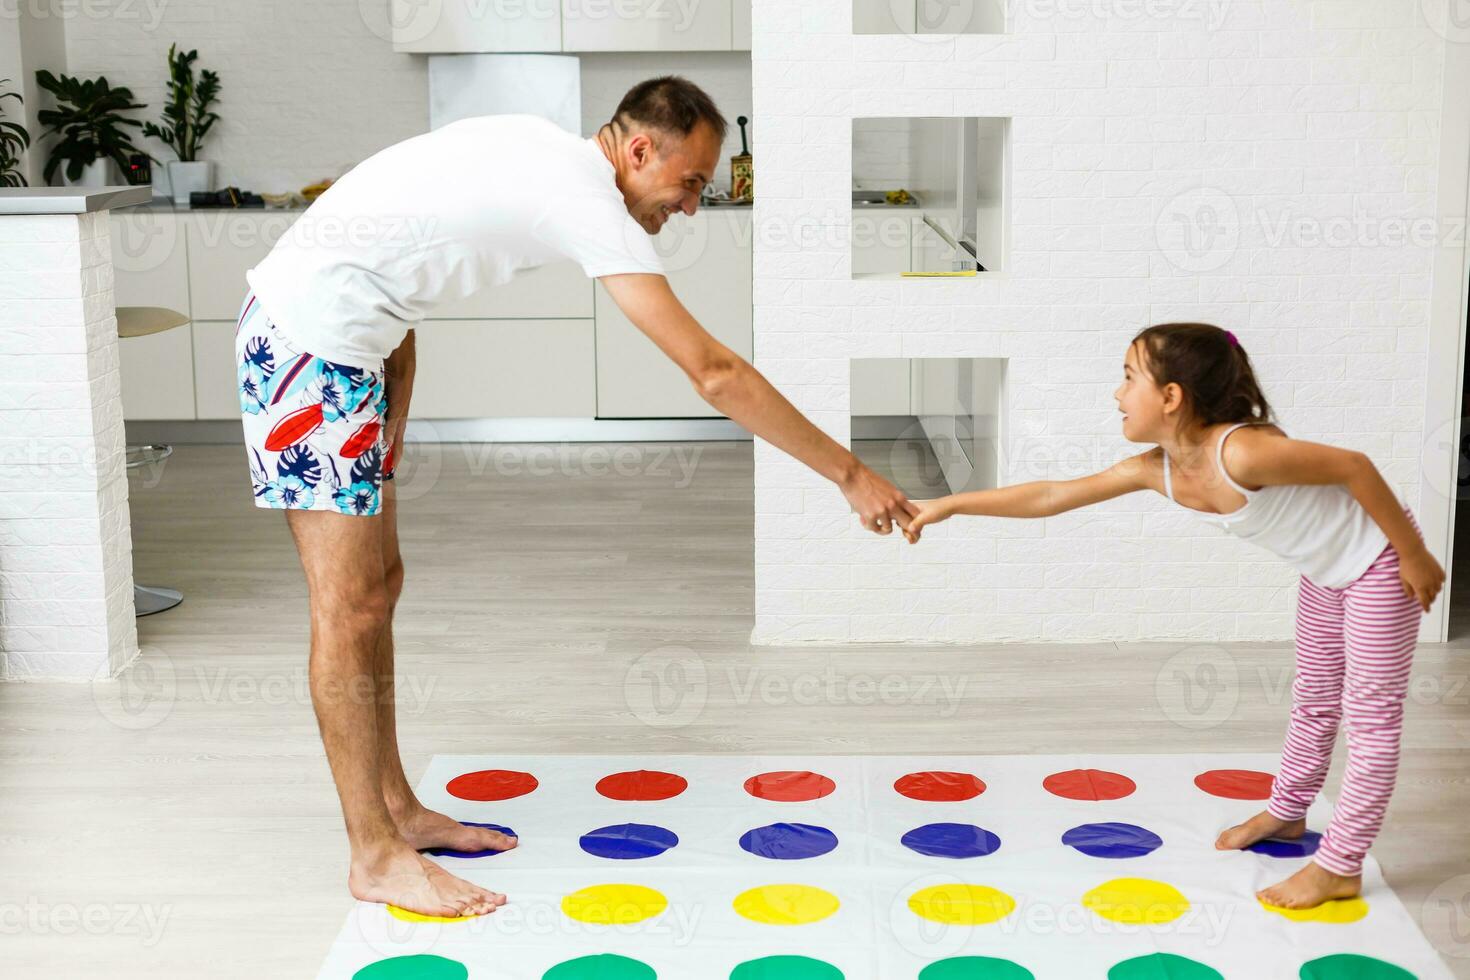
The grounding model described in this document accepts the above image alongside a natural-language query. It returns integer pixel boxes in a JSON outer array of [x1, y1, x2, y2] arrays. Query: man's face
[[616, 121, 723, 234]]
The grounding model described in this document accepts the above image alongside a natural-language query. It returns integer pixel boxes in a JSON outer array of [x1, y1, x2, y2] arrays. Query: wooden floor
[[4, 442, 1469, 978]]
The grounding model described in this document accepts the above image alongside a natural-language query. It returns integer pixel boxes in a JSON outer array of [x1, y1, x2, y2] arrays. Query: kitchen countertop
[[129, 197, 758, 215], [0, 185, 152, 214]]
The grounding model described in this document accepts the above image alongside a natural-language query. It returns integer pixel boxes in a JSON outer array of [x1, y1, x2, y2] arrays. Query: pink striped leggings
[[1267, 507, 1425, 877]]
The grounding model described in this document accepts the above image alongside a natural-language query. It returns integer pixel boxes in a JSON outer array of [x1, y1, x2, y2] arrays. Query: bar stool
[[118, 306, 191, 617]]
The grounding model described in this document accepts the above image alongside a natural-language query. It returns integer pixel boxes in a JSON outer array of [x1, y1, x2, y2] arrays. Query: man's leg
[[286, 507, 503, 916], [372, 479, 518, 854]]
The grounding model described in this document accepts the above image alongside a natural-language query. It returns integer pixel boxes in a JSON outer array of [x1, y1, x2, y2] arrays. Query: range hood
[[428, 54, 582, 132]]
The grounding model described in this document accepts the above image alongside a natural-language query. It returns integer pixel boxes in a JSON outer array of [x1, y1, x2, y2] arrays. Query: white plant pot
[[61, 158, 115, 187], [167, 160, 214, 206]]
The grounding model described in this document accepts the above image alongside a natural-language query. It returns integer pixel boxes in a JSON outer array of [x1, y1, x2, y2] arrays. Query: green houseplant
[[0, 79, 30, 187], [142, 44, 221, 205], [35, 70, 146, 186]]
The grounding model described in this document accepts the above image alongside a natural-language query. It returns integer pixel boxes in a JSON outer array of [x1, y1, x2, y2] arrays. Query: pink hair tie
[[1225, 330, 1239, 347]]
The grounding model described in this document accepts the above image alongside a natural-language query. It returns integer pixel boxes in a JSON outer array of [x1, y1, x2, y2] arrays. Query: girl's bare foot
[[348, 839, 505, 917], [1215, 811, 1305, 850], [1258, 861, 1361, 909], [394, 805, 518, 854]]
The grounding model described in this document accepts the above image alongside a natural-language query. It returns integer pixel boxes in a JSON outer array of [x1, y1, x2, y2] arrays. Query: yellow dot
[[907, 884, 1017, 926], [1083, 878, 1190, 925], [560, 884, 668, 925], [733, 884, 840, 925], [385, 905, 478, 924], [1260, 897, 1369, 924]]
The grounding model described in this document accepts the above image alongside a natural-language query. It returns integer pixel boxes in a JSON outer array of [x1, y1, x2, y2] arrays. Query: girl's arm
[[1227, 431, 1421, 557], [1228, 429, 1444, 610], [902, 451, 1154, 542]]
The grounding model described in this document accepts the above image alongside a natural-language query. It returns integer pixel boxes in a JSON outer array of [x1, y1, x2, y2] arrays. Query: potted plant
[[0, 79, 30, 187], [143, 44, 221, 206], [34, 70, 147, 186]]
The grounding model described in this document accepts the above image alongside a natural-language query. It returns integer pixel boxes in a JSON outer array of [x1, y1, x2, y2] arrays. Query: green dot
[[919, 957, 1036, 980], [1301, 954, 1417, 980], [543, 954, 657, 980], [1107, 953, 1224, 980], [353, 954, 468, 980], [731, 955, 844, 979]]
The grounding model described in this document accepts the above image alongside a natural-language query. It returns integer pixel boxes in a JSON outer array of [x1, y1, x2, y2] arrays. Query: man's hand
[[1399, 546, 1444, 613], [840, 463, 920, 538], [901, 497, 955, 544]]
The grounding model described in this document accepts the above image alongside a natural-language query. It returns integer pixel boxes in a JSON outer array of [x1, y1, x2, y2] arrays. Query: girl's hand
[[902, 498, 955, 544], [1399, 546, 1445, 613]]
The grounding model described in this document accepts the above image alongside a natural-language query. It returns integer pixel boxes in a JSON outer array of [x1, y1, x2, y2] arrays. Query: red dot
[[744, 770, 836, 802], [894, 771, 987, 802], [1043, 768, 1136, 801], [445, 769, 538, 802], [1194, 769, 1274, 800], [596, 769, 688, 801]]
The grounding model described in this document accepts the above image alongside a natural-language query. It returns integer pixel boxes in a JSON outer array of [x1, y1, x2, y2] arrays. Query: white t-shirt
[[246, 114, 663, 370]]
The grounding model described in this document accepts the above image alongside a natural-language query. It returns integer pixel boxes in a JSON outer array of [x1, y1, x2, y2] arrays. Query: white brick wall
[[0, 212, 139, 679], [751, 0, 1448, 644], [59, 4, 753, 192]]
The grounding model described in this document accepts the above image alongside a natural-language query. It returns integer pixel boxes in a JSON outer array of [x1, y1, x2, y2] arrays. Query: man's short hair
[[610, 76, 728, 144]]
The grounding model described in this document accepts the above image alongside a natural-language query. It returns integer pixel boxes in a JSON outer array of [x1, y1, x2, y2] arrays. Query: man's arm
[[600, 273, 919, 535]]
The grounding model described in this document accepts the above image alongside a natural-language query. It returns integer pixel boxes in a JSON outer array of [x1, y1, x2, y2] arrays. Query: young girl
[[903, 322, 1445, 909]]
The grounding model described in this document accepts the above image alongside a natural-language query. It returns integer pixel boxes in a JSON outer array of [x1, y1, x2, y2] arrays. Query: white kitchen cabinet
[[431, 261, 595, 319], [733, 0, 751, 49], [854, 0, 911, 33], [112, 211, 194, 420], [850, 358, 911, 416], [110, 211, 189, 311], [118, 326, 196, 420], [851, 211, 914, 276], [411, 319, 597, 417], [190, 321, 242, 420], [390, 0, 562, 52], [594, 210, 751, 418], [184, 212, 293, 320], [563, 0, 732, 51], [854, 0, 1004, 33]]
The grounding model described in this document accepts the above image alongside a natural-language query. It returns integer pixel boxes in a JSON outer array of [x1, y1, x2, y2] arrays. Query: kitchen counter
[[0, 185, 152, 214], [131, 197, 756, 214]]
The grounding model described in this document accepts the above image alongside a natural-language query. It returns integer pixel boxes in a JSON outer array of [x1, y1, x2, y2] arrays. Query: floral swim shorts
[[234, 290, 395, 517]]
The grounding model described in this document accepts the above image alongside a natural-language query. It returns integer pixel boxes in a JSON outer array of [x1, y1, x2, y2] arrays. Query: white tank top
[[1162, 422, 1389, 589]]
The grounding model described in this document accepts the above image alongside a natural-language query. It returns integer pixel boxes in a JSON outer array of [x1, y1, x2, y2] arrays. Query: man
[[234, 77, 919, 918]]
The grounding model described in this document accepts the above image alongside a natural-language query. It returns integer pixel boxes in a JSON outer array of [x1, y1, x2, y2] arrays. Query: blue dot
[[578, 823, 678, 860], [423, 822, 517, 858], [1247, 830, 1321, 858], [901, 823, 1002, 859], [739, 823, 839, 860], [1061, 822, 1163, 859]]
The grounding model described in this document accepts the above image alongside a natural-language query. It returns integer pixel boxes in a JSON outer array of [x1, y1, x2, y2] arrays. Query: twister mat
[[316, 754, 1450, 979]]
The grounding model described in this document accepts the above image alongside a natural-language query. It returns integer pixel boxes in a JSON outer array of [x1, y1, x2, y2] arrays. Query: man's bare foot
[[394, 805, 519, 855], [348, 839, 505, 917], [1215, 811, 1306, 851], [1257, 861, 1361, 909]]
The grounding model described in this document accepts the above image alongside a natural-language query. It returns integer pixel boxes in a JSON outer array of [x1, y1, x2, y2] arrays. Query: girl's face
[[1114, 341, 1170, 443]]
